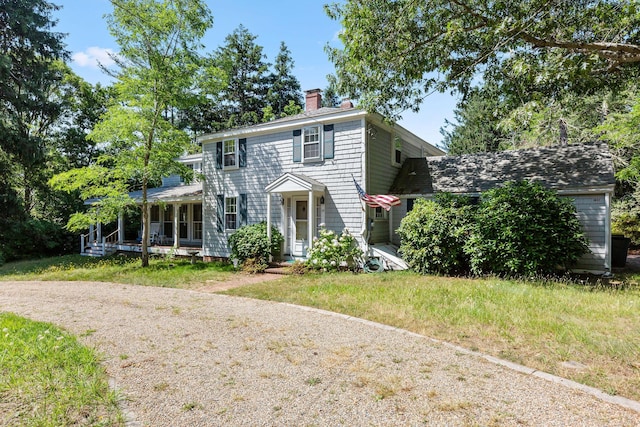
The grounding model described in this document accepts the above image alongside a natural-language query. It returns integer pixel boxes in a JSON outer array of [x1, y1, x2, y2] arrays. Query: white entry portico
[[265, 173, 325, 258]]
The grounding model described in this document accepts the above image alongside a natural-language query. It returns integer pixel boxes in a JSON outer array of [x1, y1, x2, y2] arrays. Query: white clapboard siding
[[203, 119, 365, 258], [569, 194, 608, 271]]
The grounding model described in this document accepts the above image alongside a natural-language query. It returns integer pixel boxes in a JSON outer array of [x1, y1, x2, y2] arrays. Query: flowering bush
[[306, 227, 362, 272]]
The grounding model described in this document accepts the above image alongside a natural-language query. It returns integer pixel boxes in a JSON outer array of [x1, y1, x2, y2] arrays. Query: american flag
[[353, 177, 400, 211]]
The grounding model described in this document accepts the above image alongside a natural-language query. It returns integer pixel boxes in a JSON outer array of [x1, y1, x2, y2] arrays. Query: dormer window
[[223, 139, 238, 169], [392, 136, 402, 167]]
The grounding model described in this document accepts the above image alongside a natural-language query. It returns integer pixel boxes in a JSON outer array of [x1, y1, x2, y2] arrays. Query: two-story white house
[[196, 89, 444, 262], [81, 90, 443, 262]]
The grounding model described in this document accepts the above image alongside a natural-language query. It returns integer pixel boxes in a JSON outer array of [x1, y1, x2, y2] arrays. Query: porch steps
[[81, 243, 117, 258], [265, 261, 295, 275], [370, 244, 408, 271]]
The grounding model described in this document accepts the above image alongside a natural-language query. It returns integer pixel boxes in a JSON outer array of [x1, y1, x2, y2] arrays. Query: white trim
[[222, 138, 239, 171], [302, 125, 322, 162], [198, 109, 367, 144]]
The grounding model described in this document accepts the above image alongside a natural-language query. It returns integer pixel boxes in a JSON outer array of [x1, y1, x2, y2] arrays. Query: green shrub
[[464, 181, 589, 276], [228, 222, 284, 270], [397, 194, 475, 275], [611, 194, 640, 245], [0, 219, 76, 263], [306, 227, 362, 271]]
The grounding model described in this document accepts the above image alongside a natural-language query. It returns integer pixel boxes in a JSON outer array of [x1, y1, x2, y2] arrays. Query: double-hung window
[[303, 126, 320, 161], [223, 139, 237, 168], [225, 196, 237, 230]]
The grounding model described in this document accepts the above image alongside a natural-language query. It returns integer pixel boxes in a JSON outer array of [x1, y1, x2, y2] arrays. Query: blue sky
[[53, 0, 457, 148]]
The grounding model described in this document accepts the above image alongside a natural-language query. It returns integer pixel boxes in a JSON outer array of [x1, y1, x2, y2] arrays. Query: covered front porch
[[81, 183, 204, 258], [265, 173, 326, 259]]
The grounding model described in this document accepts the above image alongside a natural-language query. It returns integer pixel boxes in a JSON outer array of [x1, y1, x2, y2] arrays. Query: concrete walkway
[[1, 281, 639, 426]]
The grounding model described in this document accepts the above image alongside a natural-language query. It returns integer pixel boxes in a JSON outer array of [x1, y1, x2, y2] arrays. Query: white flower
[[332, 240, 339, 247], [319, 223, 326, 228], [321, 247, 326, 253], [322, 259, 328, 264], [312, 259, 318, 264], [330, 260, 336, 266]]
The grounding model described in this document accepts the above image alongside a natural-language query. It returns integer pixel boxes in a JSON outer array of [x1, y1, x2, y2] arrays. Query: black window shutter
[[215, 142, 222, 169], [239, 193, 247, 227], [216, 194, 224, 232], [292, 129, 302, 162], [239, 138, 247, 167], [323, 124, 334, 159]]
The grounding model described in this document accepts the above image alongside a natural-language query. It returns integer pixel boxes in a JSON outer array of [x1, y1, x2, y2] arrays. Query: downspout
[[604, 190, 612, 274], [361, 117, 369, 256]]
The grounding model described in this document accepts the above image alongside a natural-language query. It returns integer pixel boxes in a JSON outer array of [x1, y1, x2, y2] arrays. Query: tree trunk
[[559, 119, 568, 145], [141, 183, 149, 267]]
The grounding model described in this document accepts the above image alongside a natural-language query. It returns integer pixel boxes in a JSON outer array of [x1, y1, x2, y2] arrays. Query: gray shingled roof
[[127, 183, 202, 203], [390, 142, 615, 195]]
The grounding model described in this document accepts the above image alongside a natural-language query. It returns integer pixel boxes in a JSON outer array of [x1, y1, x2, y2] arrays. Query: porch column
[[266, 193, 272, 241], [89, 224, 95, 243], [117, 212, 125, 244], [266, 193, 272, 262], [147, 204, 152, 245], [96, 221, 102, 243], [173, 203, 180, 248], [308, 190, 314, 251]]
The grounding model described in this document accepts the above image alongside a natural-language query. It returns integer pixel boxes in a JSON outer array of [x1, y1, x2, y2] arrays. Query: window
[[150, 205, 160, 222], [225, 197, 237, 230], [303, 126, 320, 160], [163, 205, 173, 238], [193, 204, 203, 240], [179, 205, 188, 239], [375, 206, 387, 219], [392, 136, 402, 166], [223, 139, 237, 168], [407, 198, 415, 212]]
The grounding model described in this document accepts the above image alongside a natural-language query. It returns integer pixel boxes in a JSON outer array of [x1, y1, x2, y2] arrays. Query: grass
[[221, 271, 640, 402], [0, 313, 123, 426], [0, 254, 236, 288], [2, 255, 640, 403]]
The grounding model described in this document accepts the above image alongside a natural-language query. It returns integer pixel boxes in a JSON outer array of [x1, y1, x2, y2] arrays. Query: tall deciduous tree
[[325, 0, 640, 120], [52, 0, 212, 267]]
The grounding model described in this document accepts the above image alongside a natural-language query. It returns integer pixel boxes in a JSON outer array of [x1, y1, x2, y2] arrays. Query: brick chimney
[[305, 89, 322, 112], [340, 99, 354, 109]]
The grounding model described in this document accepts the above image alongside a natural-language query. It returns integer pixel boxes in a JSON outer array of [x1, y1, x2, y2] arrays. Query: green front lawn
[[0, 313, 123, 426], [1, 255, 639, 402], [0, 254, 235, 288]]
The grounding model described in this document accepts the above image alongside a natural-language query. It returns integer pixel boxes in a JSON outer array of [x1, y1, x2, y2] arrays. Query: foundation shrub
[[397, 194, 475, 275], [228, 222, 284, 271]]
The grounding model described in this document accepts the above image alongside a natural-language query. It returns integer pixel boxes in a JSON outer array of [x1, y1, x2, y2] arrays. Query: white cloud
[[72, 46, 117, 69]]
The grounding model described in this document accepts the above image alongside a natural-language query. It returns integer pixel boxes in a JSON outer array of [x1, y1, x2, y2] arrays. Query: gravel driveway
[[1, 280, 639, 426]]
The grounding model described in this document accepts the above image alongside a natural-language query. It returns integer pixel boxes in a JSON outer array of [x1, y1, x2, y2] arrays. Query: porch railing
[[102, 229, 120, 255], [80, 228, 99, 254]]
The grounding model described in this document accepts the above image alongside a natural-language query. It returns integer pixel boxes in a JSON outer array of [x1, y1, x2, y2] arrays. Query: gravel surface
[[1, 280, 639, 426]]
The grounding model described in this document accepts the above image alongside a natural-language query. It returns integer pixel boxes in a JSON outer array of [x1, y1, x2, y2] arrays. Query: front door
[[292, 199, 308, 257]]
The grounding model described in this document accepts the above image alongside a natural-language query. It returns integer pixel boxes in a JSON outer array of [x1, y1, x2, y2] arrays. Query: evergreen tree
[[266, 42, 302, 116], [0, 0, 67, 216], [211, 25, 270, 129]]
